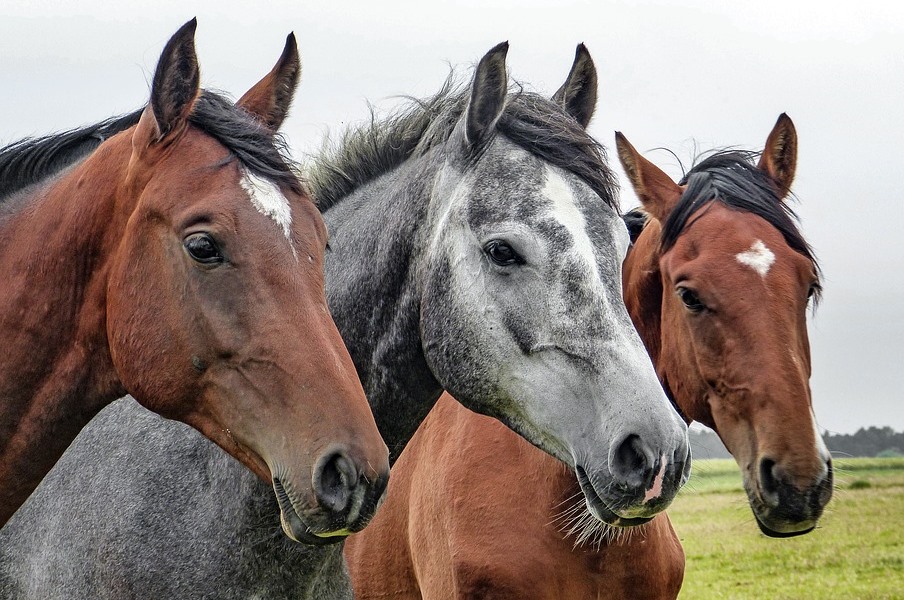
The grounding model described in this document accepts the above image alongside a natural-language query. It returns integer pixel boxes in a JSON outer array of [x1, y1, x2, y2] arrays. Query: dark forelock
[[661, 150, 821, 299]]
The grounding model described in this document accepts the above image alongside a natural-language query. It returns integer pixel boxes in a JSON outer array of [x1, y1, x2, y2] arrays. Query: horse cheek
[[106, 235, 193, 417]]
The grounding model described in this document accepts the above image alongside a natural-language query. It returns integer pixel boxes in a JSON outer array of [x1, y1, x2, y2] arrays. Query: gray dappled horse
[[0, 44, 689, 599]]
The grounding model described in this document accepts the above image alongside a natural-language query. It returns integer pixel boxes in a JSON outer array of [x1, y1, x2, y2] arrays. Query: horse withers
[[0, 21, 389, 539]]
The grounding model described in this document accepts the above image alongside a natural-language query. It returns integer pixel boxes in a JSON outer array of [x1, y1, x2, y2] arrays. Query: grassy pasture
[[671, 457, 904, 599]]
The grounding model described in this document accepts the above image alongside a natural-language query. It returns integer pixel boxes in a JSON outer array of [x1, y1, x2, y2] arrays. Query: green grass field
[[671, 457, 904, 599]]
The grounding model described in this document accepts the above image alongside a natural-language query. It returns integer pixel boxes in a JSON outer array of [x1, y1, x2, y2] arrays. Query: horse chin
[[272, 478, 347, 546], [753, 513, 816, 538], [745, 482, 819, 538], [575, 467, 654, 528]]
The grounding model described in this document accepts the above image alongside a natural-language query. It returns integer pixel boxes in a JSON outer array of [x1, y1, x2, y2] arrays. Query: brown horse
[[346, 57, 831, 597], [346, 392, 685, 599], [0, 21, 389, 540]]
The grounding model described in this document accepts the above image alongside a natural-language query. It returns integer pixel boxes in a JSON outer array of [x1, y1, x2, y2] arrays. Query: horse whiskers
[[548, 493, 587, 525], [550, 489, 586, 511], [549, 494, 647, 551]]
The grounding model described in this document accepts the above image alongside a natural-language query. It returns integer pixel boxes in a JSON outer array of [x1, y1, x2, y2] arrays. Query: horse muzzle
[[575, 443, 690, 527], [271, 447, 390, 544], [747, 456, 833, 537]]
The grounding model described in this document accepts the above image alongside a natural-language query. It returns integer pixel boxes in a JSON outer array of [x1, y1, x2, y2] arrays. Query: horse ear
[[465, 42, 509, 147], [552, 43, 597, 129], [615, 132, 682, 222], [237, 33, 301, 132], [134, 19, 200, 148], [757, 113, 797, 199]]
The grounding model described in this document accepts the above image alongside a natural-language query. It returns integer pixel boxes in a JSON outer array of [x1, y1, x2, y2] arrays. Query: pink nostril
[[644, 455, 668, 502]]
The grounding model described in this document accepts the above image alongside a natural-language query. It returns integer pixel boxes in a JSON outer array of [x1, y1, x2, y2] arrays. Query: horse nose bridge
[[748, 393, 828, 480], [758, 448, 831, 495], [596, 330, 672, 409], [242, 328, 388, 476], [606, 364, 686, 446]]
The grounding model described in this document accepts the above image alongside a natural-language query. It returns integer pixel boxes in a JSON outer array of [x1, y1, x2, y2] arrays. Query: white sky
[[2, 0, 901, 434]]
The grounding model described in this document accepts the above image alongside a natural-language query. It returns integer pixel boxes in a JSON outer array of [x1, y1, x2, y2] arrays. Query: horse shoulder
[[415, 396, 584, 599], [582, 514, 684, 600]]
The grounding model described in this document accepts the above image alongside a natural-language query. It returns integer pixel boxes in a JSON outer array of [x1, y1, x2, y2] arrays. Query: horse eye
[[184, 233, 223, 264], [677, 286, 705, 313], [484, 240, 522, 267]]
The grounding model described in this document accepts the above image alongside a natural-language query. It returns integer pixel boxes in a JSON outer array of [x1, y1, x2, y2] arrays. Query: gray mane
[[309, 75, 619, 211]]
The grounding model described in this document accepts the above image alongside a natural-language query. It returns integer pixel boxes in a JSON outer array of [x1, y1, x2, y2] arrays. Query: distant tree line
[[822, 426, 904, 458], [688, 426, 904, 460]]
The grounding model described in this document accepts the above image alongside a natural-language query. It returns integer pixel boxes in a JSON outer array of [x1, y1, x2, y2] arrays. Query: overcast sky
[[2, 0, 901, 434]]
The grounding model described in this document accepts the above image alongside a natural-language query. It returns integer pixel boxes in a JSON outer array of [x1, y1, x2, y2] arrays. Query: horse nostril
[[610, 434, 655, 487], [313, 450, 359, 514], [758, 457, 780, 506]]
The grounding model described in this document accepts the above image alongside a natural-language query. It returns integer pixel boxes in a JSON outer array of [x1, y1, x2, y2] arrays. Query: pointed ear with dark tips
[[148, 18, 201, 142], [757, 113, 797, 199], [552, 43, 598, 129], [615, 131, 683, 222], [237, 33, 301, 132], [465, 41, 509, 147]]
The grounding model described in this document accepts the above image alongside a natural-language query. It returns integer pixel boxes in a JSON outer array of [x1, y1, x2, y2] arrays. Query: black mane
[[0, 90, 300, 202], [309, 77, 618, 211], [0, 110, 143, 200], [660, 150, 821, 297]]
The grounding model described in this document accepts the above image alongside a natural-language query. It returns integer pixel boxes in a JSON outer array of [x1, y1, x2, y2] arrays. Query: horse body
[[345, 115, 831, 598], [0, 22, 389, 534], [345, 394, 684, 600], [0, 44, 687, 598], [0, 399, 351, 599]]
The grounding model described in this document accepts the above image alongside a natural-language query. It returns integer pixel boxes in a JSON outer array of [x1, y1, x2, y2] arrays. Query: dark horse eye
[[677, 286, 705, 313], [484, 240, 522, 267], [184, 233, 223, 264]]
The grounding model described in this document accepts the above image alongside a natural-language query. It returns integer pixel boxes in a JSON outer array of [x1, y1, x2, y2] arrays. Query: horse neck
[[0, 136, 132, 522], [321, 158, 444, 463]]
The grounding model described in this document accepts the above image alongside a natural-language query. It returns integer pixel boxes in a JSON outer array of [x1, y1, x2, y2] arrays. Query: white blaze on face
[[542, 166, 603, 289], [240, 170, 294, 248], [736, 239, 775, 278]]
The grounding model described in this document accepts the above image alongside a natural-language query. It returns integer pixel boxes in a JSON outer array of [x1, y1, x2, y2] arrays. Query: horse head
[[419, 43, 690, 525], [618, 117, 832, 536], [105, 22, 389, 543]]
